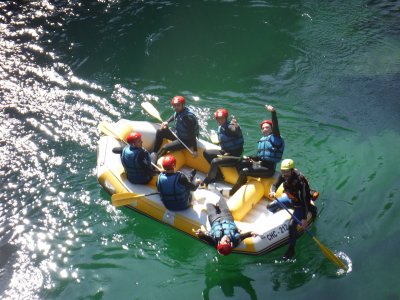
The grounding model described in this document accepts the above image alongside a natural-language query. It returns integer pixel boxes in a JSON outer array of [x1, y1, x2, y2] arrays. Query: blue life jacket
[[257, 134, 285, 163], [217, 120, 244, 153], [211, 219, 241, 246], [174, 107, 199, 140], [121, 146, 152, 184], [157, 172, 191, 211]]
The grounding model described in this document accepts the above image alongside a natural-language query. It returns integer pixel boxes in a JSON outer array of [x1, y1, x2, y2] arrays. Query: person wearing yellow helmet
[[268, 159, 317, 260]]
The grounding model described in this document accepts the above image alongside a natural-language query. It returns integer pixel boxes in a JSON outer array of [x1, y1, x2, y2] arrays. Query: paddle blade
[[111, 192, 144, 207], [98, 121, 126, 143], [312, 237, 348, 271], [141, 102, 163, 122]]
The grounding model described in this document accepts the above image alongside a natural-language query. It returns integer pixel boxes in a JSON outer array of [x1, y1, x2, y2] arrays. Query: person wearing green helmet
[[267, 159, 318, 260]]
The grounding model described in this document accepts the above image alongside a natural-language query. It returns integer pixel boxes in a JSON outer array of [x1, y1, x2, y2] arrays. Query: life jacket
[[283, 169, 311, 204], [157, 172, 191, 211], [257, 134, 285, 163], [217, 120, 244, 153], [211, 219, 240, 247], [174, 107, 199, 140], [121, 146, 152, 184]]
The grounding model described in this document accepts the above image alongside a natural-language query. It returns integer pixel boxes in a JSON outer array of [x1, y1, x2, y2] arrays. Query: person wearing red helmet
[[151, 96, 199, 161], [157, 154, 201, 211], [229, 105, 285, 196], [201, 108, 244, 186], [195, 198, 257, 255], [112, 131, 158, 184]]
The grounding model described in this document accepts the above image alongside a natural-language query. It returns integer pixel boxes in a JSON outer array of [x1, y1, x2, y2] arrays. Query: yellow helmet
[[281, 159, 295, 170]]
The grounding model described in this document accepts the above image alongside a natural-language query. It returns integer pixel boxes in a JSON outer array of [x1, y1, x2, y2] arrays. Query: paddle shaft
[[141, 102, 195, 155], [98, 122, 162, 171]]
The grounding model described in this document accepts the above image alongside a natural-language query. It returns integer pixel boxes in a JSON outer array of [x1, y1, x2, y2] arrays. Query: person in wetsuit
[[151, 96, 199, 161], [267, 159, 317, 260], [229, 104, 285, 196], [201, 108, 244, 186], [195, 198, 257, 255]]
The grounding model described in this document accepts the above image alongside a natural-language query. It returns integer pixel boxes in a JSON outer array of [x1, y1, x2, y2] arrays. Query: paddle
[[112, 192, 160, 207], [141, 101, 195, 155], [274, 197, 348, 270], [97, 121, 162, 171]]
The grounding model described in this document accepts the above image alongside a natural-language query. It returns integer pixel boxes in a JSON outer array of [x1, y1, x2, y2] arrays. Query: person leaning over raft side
[[151, 96, 199, 161], [195, 198, 258, 255], [267, 159, 318, 260], [229, 104, 285, 196], [201, 108, 244, 186], [157, 154, 201, 211], [112, 132, 159, 184]]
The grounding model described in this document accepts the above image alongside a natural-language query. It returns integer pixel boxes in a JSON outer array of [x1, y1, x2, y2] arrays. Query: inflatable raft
[[97, 119, 315, 255]]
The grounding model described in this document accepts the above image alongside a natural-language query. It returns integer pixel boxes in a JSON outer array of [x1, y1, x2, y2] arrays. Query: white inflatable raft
[[96, 119, 315, 255]]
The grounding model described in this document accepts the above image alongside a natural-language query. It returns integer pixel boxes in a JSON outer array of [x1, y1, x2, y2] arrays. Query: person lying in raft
[[151, 96, 199, 162], [201, 108, 244, 187], [157, 154, 201, 211], [112, 131, 159, 184], [229, 104, 285, 196], [267, 159, 318, 260], [195, 198, 258, 256]]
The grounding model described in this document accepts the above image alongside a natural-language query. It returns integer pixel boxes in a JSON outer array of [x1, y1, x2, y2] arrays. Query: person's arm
[[196, 230, 217, 246], [225, 121, 242, 137], [269, 174, 284, 195], [137, 150, 157, 175], [183, 115, 198, 152], [237, 231, 257, 242], [179, 172, 199, 191], [271, 111, 281, 137], [112, 146, 124, 154]]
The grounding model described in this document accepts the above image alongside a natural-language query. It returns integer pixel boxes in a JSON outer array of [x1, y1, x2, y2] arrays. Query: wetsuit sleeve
[[183, 114, 198, 151], [112, 146, 124, 154], [237, 231, 253, 242], [137, 150, 155, 176], [179, 172, 198, 191], [297, 179, 309, 216], [226, 123, 242, 137], [166, 115, 175, 123], [197, 231, 217, 246], [271, 111, 281, 137], [270, 174, 284, 193]]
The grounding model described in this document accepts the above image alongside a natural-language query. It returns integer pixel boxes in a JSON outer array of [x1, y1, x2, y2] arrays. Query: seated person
[[113, 132, 158, 184], [202, 108, 244, 186], [229, 105, 285, 195], [157, 154, 200, 211]]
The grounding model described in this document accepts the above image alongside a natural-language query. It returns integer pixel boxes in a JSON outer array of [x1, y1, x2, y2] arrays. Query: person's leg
[[283, 207, 305, 260], [206, 203, 220, 224], [229, 160, 253, 195], [157, 139, 182, 157], [153, 128, 175, 153], [267, 194, 292, 213], [216, 198, 234, 222], [203, 149, 221, 164]]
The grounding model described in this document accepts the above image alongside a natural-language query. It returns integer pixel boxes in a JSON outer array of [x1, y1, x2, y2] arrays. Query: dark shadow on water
[[202, 259, 257, 300]]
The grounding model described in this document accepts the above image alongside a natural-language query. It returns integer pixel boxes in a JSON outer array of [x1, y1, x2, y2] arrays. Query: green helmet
[[281, 159, 295, 170]]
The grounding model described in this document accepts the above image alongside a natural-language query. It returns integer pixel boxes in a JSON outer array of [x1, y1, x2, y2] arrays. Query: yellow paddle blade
[[98, 121, 126, 143], [141, 102, 163, 122], [312, 236, 348, 271], [111, 192, 145, 207]]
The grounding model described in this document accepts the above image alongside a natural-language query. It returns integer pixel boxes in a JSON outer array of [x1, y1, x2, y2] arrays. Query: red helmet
[[162, 154, 176, 170], [260, 119, 273, 128], [217, 243, 233, 256], [126, 132, 142, 144], [214, 108, 228, 119], [171, 96, 185, 105]]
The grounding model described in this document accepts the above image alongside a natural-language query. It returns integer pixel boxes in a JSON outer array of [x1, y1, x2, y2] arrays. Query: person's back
[[157, 171, 191, 211], [119, 132, 154, 184]]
